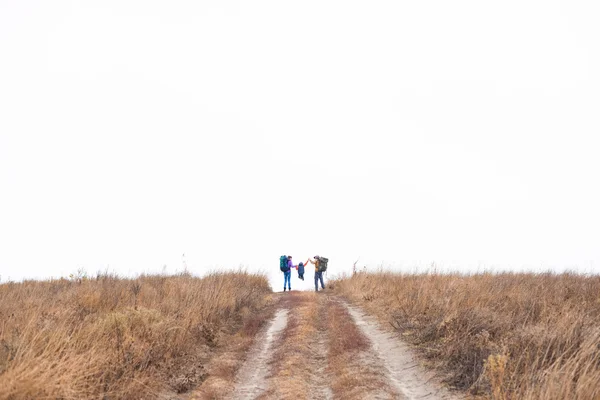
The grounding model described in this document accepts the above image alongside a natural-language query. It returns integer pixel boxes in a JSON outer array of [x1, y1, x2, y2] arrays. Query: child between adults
[[283, 256, 308, 290], [296, 261, 305, 281]]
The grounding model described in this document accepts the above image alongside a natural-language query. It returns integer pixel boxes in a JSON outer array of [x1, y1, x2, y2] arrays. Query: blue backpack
[[280, 255, 290, 272]]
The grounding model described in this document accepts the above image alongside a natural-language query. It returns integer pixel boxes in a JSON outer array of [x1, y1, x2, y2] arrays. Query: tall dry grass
[[0, 271, 271, 399], [333, 271, 600, 399]]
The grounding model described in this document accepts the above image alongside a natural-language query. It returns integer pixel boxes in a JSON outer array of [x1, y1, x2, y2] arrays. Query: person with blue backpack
[[279, 255, 294, 292]]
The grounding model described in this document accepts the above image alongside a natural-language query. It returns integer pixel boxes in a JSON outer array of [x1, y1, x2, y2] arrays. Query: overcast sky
[[1, 0, 599, 289]]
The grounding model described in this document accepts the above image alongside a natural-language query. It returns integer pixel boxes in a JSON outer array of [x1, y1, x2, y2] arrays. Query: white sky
[[1, 0, 599, 289]]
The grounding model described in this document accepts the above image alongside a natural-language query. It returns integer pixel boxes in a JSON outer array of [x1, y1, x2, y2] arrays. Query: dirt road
[[222, 292, 460, 400]]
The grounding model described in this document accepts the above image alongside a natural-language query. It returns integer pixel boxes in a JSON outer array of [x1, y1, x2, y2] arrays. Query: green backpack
[[280, 255, 289, 272]]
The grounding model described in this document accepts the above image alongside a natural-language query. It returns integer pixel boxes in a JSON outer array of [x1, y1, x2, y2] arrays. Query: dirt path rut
[[228, 309, 288, 399], [345, 303, 461, 400]]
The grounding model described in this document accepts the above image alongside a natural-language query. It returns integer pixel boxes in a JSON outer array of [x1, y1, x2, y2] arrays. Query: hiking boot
[[283, 288, 286, 292]]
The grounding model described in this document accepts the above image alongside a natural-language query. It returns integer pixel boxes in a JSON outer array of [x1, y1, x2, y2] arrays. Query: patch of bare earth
[[344, 301, 462, 400]]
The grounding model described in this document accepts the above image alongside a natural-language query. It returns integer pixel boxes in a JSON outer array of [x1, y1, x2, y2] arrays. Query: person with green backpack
[[307, 255, 328, 292], [279, 255, 293, 292]]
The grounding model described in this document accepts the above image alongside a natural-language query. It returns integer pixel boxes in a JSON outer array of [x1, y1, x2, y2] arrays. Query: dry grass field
[[333, 271, 600, 399], [4, 270, 599, 399], [0, 271, 272, 399]]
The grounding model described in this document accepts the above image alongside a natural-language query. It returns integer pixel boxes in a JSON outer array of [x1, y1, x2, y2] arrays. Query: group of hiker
[[280, 255, 328, 292]]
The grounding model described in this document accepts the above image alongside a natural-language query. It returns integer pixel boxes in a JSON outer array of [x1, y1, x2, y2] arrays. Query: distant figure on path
[[308, 255, 326, 292], [280, 255, 291, 291], [281, 255, 294, 292]]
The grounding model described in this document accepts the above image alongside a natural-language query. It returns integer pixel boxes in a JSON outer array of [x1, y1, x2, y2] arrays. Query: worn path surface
[[346, 303, 460, 400], [228, 309, 288, 400], [222, 292, 461, 400]]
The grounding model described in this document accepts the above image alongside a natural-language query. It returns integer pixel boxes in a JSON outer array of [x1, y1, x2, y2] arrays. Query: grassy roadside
[[333, 272, 600, 399], [0, 271, 272, 399], [187, 294, 276, 400]]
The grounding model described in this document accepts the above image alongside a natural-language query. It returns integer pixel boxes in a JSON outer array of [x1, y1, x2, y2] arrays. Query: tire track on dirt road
[[344, 302, 461, 400], [228, 308, 288, 400]]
